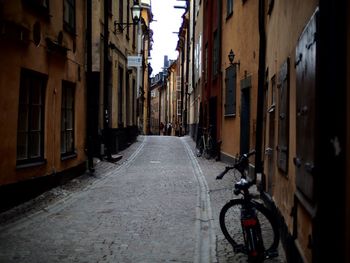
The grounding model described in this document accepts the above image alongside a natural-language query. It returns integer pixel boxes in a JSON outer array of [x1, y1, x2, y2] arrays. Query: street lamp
[[228, 49, 240, 68], [114, 3, 141, 34]]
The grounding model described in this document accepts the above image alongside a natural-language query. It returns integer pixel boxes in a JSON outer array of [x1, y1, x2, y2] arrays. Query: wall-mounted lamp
[[114, 3, 141, 34], [228, 49, 240, 68]]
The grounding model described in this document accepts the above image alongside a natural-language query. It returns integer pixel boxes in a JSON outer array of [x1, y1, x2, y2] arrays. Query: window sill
[[61, 152, 77, 161], [16, 159, 47, 170], [224, 113, 236, 118]]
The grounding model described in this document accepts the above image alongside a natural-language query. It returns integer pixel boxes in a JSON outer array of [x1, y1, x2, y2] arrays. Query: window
[[213, 30, 219, 77], [23, 0, 50, 15], [64, 0, 75, 33], [61, 81, 75, 158], [227, 0, 233, 17], [204, 44, 208, 83], [118, 66, 124, 127], [108, 0, 112, 14], [126, 0, 130, 38], [17, 69, 46, 166], [270, 75, 276, 110], [119, 0, 124, 25], [177, 99, 182, 116], [176, 76, 181, 91], [225, 65, 237, 116]]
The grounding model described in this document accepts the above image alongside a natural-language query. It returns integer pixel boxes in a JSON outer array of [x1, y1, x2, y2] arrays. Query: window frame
[[118, 65, 124, 127], [177, 99, 182, 116], [61, 80, 76, 159], [212, 30, 219, 78], [16, 68, 47, 167], [63, 0, 76, 34], [227, 0, 233, 18], [22, 0, 50, 18], [224, 64, 237, 117]]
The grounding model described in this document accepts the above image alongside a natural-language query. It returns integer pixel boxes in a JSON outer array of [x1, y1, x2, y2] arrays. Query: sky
[[149, 0, 186, 76]]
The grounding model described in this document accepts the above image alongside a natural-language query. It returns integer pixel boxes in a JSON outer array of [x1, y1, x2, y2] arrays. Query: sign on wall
[[127, 56, 142, 67]]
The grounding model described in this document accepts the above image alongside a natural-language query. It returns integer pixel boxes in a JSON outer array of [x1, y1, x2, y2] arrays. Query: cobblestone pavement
[[0, 135, 286, 263]]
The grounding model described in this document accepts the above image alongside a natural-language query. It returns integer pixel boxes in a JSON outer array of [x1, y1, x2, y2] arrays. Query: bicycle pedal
[[233, 244, 246, 254]]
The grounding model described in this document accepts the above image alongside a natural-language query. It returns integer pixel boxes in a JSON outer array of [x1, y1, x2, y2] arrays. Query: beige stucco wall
[[0, 0, 86, 185], [265, 1, 318, 262]]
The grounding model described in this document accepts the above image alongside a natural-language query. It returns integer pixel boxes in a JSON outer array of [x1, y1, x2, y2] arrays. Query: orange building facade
[[0, 1, 87, 187]]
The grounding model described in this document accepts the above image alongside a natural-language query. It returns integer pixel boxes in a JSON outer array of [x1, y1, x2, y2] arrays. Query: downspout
[[255, 0, 266, 184], [180, 37, 185, 136], [159, 77, 164, 135], [147, 63, 151, 135], [191, 0, 196, 139], [86, 0, 94, 170], [185, 11, 190, 135], [103, 0, 112, 160], [218, 0, 222, 143]]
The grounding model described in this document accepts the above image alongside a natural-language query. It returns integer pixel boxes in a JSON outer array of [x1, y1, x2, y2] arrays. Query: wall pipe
[[255, 0, 266, 184]]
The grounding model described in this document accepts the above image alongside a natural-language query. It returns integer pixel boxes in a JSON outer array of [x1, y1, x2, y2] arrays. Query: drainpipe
[[255, 0, 266, 184], [184, 1, 190, 135], [103, 0, 112, 160], [180, 37, 185, 136], [191, 0, 196, 138], [184, 20, 189, 135], [86, 0, 94, 171]]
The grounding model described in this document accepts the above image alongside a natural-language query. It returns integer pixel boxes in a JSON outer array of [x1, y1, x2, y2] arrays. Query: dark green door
[[240, 78, 251, 155]]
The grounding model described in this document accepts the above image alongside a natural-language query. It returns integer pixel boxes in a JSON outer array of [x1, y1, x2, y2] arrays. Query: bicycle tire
[[219, 199, 279, 259], [197, 137, 204, 157], [203, 148, 211, 159], [204, 137, 213, 159]]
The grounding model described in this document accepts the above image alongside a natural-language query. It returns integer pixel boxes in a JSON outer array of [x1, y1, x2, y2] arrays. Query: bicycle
[[196, 126, 215, 159], [216, 150, 279, 262]]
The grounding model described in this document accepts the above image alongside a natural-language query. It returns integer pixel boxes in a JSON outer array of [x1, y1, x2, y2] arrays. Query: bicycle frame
[[217, 150, 279, 262], [197, 127, 214, 159], [239, 189, 265, 260]]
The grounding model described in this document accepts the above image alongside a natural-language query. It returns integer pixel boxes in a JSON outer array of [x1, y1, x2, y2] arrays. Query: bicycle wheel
[[219, 199, 279, 258], [204, 137, 213, 159], [196, 137, 204, 157]]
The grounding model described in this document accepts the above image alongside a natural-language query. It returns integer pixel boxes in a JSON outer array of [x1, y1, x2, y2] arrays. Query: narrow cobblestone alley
[[0, 136, 286, 263]]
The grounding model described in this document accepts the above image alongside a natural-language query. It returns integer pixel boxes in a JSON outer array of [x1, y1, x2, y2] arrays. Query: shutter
[[295, 10, 318, 203], [225, 66, 236, 116], [277, 58, 290, 173]]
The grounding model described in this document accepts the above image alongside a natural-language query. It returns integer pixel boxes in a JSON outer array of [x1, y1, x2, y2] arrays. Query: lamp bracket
[[113, 21, 137, 34]]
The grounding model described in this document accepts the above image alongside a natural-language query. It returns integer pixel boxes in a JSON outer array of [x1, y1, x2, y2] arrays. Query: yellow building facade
[[220, 0, 259, 161]]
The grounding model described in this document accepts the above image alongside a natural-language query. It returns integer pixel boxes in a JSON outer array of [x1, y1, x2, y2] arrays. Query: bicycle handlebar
[[243, 149, 256, 159], [216, 150, 256, 180], [216, 166, 231, 180]]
